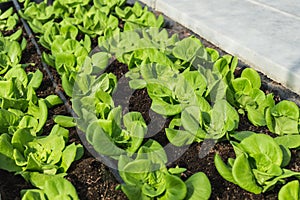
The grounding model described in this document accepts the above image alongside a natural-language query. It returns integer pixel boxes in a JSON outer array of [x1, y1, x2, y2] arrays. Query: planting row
[[0, 6, 83, 199], [73, 27, 300, 198], [1, 0, 300, 199]]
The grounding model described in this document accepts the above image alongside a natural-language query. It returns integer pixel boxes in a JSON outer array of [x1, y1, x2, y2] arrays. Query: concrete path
[[139, 0, 300, 95]]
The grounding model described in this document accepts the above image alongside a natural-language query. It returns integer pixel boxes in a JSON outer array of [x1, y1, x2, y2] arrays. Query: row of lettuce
[[11, 0, 300, 199], [73, 29, 300, 199], [0, 7, 83, 200]]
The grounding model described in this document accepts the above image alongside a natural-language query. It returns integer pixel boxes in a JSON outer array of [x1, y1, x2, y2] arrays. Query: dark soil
[[1, 6, 300, 200]]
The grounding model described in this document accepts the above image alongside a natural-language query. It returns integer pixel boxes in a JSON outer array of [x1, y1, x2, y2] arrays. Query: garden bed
[[1, 0, 300, 200]]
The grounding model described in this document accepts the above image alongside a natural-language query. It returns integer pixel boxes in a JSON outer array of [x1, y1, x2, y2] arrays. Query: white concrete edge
[[138, 0, 300, 95]]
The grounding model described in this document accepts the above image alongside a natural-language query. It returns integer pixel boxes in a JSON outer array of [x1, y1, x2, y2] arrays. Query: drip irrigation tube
[[11, 0, 123, 183]]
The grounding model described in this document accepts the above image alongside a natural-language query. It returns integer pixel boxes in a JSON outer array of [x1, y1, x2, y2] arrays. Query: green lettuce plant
[[0, 66, 49, 134], [98, 28, 179, 71], [266, 100, 300, 135], [77, 5, 119, 38], [43, 36, 91, 96], [73, 70, 147, 158], [115, 2, 164, 31], [172, 37, 207, 66], [19, 1, 56, 33], [215, 133, 300, 194], [207, 55, 237, 103], [0, 7, 19, 31], [86, 107, 148, 157], [118, 140, 211, 200], [21, 172, 79, 200], [0, 124, 83, 174], [72, 70, 117, 130], [169, 37, 239, 105], [130, 65, 208, 116], [166, 99, 239, 146], [39, 20, 79, 50], [0, 34, 26, 71], [231, 68, 275, 126]]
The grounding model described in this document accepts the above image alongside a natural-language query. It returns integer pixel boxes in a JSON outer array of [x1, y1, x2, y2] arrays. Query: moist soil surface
[[1, 8, 300, 200]]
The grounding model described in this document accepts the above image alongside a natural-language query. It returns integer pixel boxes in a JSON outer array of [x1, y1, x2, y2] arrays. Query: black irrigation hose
[[11, 0, 124, 184]]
